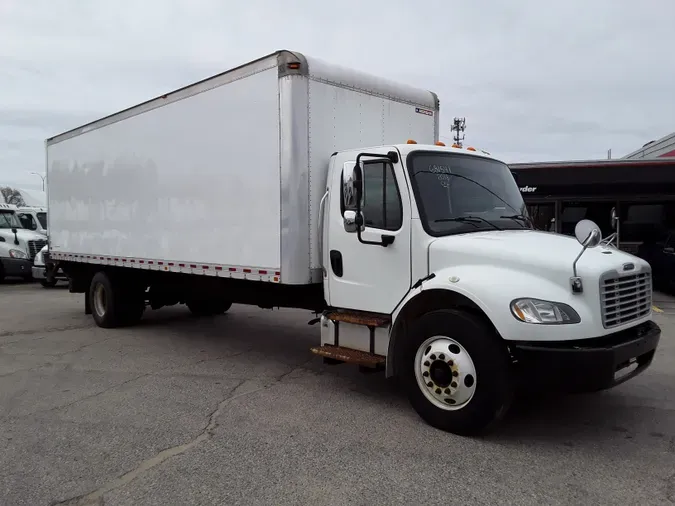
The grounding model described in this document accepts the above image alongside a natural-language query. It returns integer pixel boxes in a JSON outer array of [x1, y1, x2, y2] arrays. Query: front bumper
[[510, 320, 661, 393], [1, 257, 32, 277], [32, 265, 47, 279]]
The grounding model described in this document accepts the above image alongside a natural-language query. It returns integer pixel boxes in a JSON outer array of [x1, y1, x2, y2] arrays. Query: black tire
[[186, 298, 232, 317], [398, 309, 514, 436], [40, 278, 58, 288], [88, 271, 145, 328]]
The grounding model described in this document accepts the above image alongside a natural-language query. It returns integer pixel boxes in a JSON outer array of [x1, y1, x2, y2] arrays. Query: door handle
[[330, 250, 343, 277]]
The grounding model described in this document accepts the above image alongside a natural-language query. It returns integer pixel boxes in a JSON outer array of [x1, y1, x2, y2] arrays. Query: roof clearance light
[[451, 143, 461, 148], [467, 147, 477, 151], [435, 141, 446, 146], [287, 62, 301, 69], [407, 139, 417, 144]]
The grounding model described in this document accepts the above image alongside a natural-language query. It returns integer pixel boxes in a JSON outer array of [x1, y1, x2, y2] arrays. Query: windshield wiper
[[435, 216, 502, 230], [499, 214, 531, 228]]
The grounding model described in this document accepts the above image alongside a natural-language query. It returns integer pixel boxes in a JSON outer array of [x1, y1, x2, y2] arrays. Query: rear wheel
[[89, 271, 145, 328], [399, 309, 514, 436]]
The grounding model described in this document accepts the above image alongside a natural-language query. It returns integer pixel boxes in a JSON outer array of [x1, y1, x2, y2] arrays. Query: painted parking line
[[653, 305, 664, 313]]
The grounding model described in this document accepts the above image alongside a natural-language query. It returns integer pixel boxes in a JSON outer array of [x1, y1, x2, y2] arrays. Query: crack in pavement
[[0, 322, 95, 341], [52, 379, 253, 506], [51, 358, 317, 506]]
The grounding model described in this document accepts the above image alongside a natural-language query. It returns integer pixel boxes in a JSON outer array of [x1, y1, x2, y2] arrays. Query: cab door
[[324, 149, 412, 314]]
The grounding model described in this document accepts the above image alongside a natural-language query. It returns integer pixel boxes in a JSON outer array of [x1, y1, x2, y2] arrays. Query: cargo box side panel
[[47, 66, 282, 270], [306, 78, 437, 270]]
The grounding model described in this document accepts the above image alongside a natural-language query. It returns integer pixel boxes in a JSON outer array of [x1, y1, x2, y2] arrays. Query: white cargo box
[[46, 50, 439, 284]]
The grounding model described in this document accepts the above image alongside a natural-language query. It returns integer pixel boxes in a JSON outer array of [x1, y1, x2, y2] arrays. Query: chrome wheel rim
[[414, 336, 477, 411], [93, 283, 107, 318]]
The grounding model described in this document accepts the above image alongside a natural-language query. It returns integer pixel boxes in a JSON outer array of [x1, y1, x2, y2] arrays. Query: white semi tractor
[[0, 203, 48, 281], [45, 50, 660, 435]]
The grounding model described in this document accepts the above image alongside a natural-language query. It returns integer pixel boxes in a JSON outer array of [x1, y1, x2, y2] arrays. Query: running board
[[310, 345, 386, 368], [324, 310, 390, 328]]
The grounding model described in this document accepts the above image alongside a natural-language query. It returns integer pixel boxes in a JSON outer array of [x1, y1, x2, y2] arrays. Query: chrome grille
[[27, 240, 47, 260], [600, 271, 652, 329]]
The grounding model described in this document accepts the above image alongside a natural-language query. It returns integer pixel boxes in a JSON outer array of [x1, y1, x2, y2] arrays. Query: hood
[[428, 229, 647, 283], [0, 228, 46, 243]]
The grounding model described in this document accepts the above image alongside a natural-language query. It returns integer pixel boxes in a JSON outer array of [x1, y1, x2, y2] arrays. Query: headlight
[[510, 298, 581, 324], [9, 249, 27, 259]]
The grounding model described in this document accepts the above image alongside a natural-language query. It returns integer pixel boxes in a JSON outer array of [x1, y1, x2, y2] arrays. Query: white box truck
[[45, 50, 661, 435]]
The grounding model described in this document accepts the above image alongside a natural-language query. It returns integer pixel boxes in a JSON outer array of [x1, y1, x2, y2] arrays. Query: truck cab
[[0, 203, 48, 281], [317, 142, 659, 434], [16, 206, 48, 236]]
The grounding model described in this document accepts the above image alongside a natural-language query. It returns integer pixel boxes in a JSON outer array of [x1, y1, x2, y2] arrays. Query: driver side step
[[310, 345, 386, 369], [324, 310, 390, 327]]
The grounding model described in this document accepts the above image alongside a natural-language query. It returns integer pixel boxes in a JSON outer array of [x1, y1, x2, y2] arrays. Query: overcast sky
[[1, 0, 673, 189]]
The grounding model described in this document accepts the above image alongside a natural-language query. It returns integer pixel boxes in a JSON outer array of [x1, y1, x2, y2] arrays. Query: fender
[[385, 265, 598, 378]]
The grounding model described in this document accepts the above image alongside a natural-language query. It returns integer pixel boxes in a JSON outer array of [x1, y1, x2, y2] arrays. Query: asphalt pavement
[[1, 281, 675, 506]]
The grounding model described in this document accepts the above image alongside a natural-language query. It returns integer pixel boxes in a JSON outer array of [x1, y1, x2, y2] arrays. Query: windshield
[[0, 211, 23, 229], [37, 212, 47, 229], [407, 151, 530, 236]]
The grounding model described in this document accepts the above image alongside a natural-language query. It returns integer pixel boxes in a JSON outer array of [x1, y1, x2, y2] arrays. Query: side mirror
[[343, 210, 364, 233], [11, 227, 17, 234], [342, 162, 363, 209], [510, 170, 520, 185], [574, 219, 602, 248], [610, 207, 618, 231]]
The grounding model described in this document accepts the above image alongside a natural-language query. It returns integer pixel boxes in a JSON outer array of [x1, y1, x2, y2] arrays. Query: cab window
[[18, 213, 37, 230], [360, 162, 403, 231]]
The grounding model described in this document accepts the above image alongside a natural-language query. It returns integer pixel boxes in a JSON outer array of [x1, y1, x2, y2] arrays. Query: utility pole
[[31, 172, 45, 191], [451, 117, 466, 147]]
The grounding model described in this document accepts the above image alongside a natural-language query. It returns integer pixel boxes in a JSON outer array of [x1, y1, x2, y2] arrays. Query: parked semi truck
[[45, 50, 661, 435], [0, 203, 48, 281]]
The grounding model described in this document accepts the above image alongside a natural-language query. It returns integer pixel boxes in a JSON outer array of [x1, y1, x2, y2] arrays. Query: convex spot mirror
[[574, 219, 602, 248]]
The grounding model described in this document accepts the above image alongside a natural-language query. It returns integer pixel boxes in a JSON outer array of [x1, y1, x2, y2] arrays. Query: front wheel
[[399, 309, 514, 436]]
